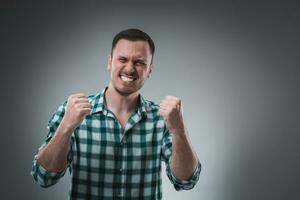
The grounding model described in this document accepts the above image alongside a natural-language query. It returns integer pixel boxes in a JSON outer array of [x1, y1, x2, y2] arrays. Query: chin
[[114, 85, 140, 96], [110, 77, 144, 96]]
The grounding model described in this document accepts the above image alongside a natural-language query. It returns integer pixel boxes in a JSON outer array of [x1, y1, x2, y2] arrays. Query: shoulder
[[86, 93, 98, 102], [142, 98, 163, 120], [144, 99, 159, 112]]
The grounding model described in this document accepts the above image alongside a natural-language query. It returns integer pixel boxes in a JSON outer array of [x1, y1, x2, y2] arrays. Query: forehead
[[113, 39, 151, 57]]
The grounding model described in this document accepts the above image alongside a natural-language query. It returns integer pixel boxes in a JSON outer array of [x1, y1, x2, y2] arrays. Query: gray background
[[1, 0, 299, 199]]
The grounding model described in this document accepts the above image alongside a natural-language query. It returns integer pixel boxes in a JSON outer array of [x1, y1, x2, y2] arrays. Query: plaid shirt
[[31, 88, 201, 199]]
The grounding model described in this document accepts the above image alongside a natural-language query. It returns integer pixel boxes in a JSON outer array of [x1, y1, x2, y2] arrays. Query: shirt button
[[119, 168, 123, 172]]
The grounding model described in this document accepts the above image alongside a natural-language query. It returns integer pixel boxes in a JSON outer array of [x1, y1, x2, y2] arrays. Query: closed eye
[[134, 60, 146, 66], [118, 57, 127, 63]]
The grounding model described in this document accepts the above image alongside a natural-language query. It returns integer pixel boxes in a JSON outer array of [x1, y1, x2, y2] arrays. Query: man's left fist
[[159, 96, 185, 134]]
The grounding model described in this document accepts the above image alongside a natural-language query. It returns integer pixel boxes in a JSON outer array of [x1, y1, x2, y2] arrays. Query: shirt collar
[[138, 95, 148, 118], [90, 87, 148, 118], [90, 87, 106, 115]]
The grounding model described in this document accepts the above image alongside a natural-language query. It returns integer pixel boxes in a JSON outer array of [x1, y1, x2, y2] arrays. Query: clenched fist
[[159, 96, 185, 134], [61, 93, 91, 132]]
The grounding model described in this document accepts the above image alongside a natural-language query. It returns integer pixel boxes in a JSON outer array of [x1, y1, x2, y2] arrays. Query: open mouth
[[120, 74, 137, 82]]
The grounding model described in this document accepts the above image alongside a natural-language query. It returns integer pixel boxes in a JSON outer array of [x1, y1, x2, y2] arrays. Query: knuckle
[[69, 93, 77, 98], [69, 97, 77, 104]]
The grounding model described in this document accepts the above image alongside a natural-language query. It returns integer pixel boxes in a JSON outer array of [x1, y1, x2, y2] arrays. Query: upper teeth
[[121, 75, 135, 82]]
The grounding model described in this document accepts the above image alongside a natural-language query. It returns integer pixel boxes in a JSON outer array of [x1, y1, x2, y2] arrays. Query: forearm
[[171, 129, 198, 180], [37, 120, 73, 173]]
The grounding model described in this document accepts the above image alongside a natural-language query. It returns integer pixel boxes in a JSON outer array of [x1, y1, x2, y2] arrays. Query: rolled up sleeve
[[30, 101, 72, 187], [30, 152, 67, 187], [161, 128, 201, 191], [166, 159, 201, 190]]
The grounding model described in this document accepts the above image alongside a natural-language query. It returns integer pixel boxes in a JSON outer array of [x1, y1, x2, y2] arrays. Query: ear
[[107, 54, 112, 71], [147, 64, 153, 78]]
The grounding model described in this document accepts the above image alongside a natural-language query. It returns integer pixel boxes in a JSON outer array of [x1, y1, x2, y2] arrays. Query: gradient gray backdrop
[[1, 0, 300, 199]]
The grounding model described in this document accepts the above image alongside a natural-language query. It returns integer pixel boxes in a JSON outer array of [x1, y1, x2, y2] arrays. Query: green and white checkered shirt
[[31, 88, 201, 199]]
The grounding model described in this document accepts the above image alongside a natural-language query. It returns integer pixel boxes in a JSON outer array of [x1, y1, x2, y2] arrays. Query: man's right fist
[[61, 93, 91, 131]]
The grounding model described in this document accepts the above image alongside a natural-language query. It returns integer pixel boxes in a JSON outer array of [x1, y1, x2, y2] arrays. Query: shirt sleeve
[[30, 101, 73, 188], [161, 127, 201, 191]]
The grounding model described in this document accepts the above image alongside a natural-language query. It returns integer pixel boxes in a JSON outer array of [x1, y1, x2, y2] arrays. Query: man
[[31, 28, 201, 199]]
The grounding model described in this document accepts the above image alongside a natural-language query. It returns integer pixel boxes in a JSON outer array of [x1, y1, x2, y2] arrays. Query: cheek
[[110, 63, 120, 75], [141, 68, 150, 78]]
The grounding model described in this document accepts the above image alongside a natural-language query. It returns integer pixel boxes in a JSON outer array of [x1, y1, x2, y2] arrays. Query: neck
[[105, 83, 140, 115]]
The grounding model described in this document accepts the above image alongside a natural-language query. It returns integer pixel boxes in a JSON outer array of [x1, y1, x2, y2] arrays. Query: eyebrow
[[117, 56, 127, 59], [135, 58, 146, 62], [117, 55, 147, 61]]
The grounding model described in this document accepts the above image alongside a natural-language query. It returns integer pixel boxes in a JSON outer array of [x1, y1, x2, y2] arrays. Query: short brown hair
[[111, 28, 155, 62]]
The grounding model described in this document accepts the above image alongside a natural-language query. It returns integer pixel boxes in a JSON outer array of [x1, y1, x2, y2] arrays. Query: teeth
[[121, 75, 135, 82]]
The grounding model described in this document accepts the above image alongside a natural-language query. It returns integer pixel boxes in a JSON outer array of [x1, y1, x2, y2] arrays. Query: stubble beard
[[112, 81, 143, 97]]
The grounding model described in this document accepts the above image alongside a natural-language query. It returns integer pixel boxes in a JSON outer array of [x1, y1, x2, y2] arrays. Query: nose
[[123, 61, 135, 73]]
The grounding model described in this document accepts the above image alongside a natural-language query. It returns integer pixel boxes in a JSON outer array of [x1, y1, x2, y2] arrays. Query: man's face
[[108, 39, 153, 96]]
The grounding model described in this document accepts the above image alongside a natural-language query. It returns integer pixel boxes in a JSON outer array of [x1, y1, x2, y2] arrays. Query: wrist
[[170, 128, 187, 138], [58, 119, 76, 136], [169, 121, 186, 135]]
